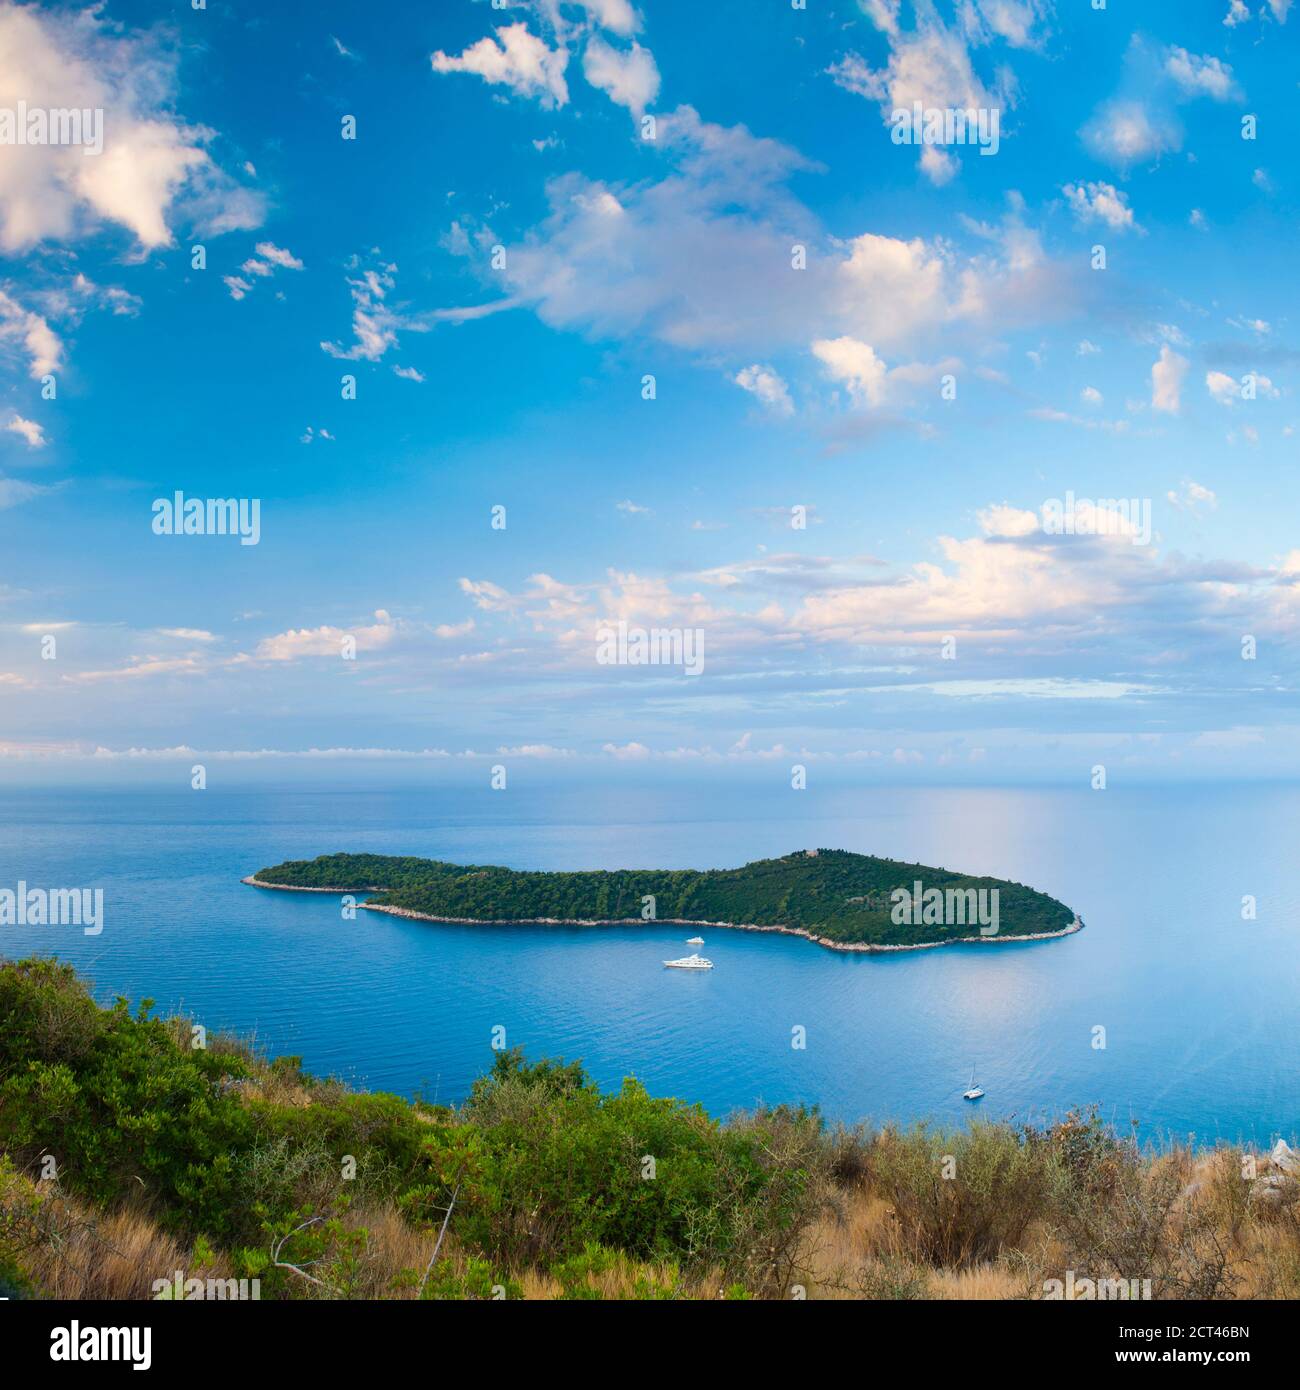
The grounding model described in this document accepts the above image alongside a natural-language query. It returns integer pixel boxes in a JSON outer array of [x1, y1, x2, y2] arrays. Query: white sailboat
[[664, 952, 713, 970], [962, 1067, 984, 1101]]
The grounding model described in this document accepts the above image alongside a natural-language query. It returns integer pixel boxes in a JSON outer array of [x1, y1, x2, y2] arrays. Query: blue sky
[[1, 0, 1298, 783]]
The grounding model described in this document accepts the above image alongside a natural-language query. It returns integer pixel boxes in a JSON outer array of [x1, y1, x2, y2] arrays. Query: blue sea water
[[0, 781, 1296, 1147]]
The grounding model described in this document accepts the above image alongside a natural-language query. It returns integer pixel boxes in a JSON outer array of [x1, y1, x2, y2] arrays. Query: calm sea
[[1, 782, 1295, 1147]]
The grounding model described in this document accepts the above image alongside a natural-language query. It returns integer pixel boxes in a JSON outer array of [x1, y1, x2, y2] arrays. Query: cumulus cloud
[[812, 336, 890, 407], [827, 1, 1016, 182], [582, 35, 659, 116], [602, 740, 651, 759], [1152, 344, 1188, 413], [1167, 480, 1217, 511], [1082, 39, 1241, 169], [0, 1, 261, 251], [1206, 370, 1239, 405], [449, 504, 1294, 731], [1082, 100, 1179, 166], [0, 289, 62, 378], [453, 104, 1077, 393], [1164, 46, 1239, 101], [1063, 180, 1140, 233], [963, 0, 1052, 49], [432, 23, 570, 109], [253, 610, 397, 662], [1207, 369, 1277, 404], [5, 412, 45, 448], [321, 258, 425, 362], [811, 334, 957, 410], [226, 241, 303, 300], [571, 0, 641, 36], [733, 363, 793, 416]]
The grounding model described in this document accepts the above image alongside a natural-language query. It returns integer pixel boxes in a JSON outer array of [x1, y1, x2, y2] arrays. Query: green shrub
[[871, 1120, 1051, 1266]]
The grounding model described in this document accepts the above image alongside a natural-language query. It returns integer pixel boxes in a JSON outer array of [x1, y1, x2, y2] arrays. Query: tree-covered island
[[245, 849, 1079, 951]]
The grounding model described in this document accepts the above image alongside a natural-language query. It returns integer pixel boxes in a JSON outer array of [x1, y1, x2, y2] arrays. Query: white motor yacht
[[664, 952, 713, 970]]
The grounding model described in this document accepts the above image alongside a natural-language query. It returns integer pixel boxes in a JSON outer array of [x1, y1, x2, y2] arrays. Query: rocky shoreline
[[242, 875, 1083, 954]]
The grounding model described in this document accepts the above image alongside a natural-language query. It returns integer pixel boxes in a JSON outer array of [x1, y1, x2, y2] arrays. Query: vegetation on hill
[[1, 958, 1296, 1301], [249, 848, 1076, 947]]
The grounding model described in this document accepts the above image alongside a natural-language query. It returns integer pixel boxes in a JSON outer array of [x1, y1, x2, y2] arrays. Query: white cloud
[[964, 0, 1052, 49], [1082, 99, 1179, 166], [812, 336, 890, 407], [1207, 370, 1239, 405], [581, 35, 659, 116], [733, 363, 793, 416], [443, 107, 1075, 424], [321, 258, 425, 362], [228, 242, 302, 300], [827, 5, 1012, 181], [1082, 40, 1242, 169], [62, 654, 207, 684], [616, 499, 651, 514], [1164, 47, 1239, 101], [5, 412, 45, 447], [919, 145, 958, 186], [811, 334, 955, 410], [431, 23, 570, 109], [0, 2, 261, 251], [1207, 370, 1277, 405], [602, 740, 651, 759], [977, 504, 1039, 537], [571, 0, 641, 37], [1152, 345, 1188, 413], [1166, 480, 1217, 511], [1080, 386, 1102, 406], [1063, 180, 1139, 232], [1224, 0, 1251, 24], [254, 610, 396, 662], [0, 289, 62, 378], [251, 242, 303, 271], [68, 273, 140, 318]]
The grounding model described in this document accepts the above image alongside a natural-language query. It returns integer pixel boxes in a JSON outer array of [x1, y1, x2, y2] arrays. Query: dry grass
[[2, 1174, 234, 1299]]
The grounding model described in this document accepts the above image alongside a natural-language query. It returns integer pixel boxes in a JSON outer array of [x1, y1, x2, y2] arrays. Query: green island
[[245, 847, 1079, 950]]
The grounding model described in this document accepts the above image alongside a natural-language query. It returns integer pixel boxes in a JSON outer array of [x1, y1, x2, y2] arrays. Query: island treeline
[[249, 848, 1076, 947]]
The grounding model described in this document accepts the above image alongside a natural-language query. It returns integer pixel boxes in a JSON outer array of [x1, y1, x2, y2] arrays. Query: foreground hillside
[[247, 848, 1077, 948], [0, 958, 1296, 1301]]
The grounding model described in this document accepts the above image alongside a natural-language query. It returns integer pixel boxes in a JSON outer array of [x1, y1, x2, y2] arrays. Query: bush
[[441, 1049, 830, 1290], [870, 1120, 1051, 1266]]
